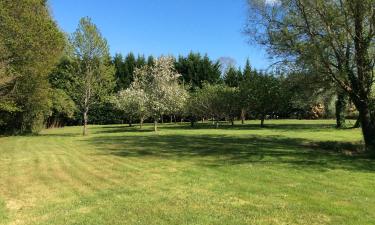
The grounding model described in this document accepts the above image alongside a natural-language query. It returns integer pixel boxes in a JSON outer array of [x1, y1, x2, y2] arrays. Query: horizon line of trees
[[0, 0, 372, 153]]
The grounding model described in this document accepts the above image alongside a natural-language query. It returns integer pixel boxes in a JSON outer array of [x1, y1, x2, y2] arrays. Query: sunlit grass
[[0, 120, 374, 225]]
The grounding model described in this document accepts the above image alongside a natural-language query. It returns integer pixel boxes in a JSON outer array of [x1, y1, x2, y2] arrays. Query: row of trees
[[0, 0, 226, 134], [1, 0, 372, 153], [112, 52, 222, 91], [0, 2, 357, 135], [112, 57, 337, 130], [112, 57, 188, 131]]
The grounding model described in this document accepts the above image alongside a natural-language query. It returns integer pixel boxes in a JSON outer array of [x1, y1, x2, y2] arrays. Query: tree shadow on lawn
[[40, 133, 80, 137], [86, 132, 375, 173], [90, 125, 155, 134], [181, 122, 336, 132], [91, 122, 336, 135]]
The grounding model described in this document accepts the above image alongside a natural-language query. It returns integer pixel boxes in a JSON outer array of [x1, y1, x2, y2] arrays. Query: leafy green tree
[[238, 59, 253, 124], [283, 71, 336, 120], [70, 17, 115, 135], [246, 0, 375, 151], [240, 72, 283, 127], [0, 0, 65, 133], [47, 89, 77, 128], [0, 41, 18, 121], [220, 86, 240, 126], [187, 83, 239, 128]]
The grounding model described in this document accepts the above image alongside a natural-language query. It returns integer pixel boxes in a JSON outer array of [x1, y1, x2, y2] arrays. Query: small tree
[[187, 83, 238, 128], [240, 72, 283, 127], [133, 56, 186, 131], [70, 17, 114, 135], [113, 87, 148, 128], [220, 87, 240, 126]]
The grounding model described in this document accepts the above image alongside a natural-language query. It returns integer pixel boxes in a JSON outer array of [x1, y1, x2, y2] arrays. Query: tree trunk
[[170, 115, 173, 123], [83, 110, 88, 136], [335, 92, 347, 128], [154, 119, 158, 132], [215, 121, 219, 129], [161, 116, 164, 124], [357, 106, 375, 153], [351, 1, 375, 153], [140, 117, 144, 129], [241, 108, 246, 124], [353, 117, 361, 128], [260, 115, 265, 127], [231, 118, 234, 126]]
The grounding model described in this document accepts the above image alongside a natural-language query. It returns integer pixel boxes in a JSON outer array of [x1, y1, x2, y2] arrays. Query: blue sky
[[50, 0, 272, 69]]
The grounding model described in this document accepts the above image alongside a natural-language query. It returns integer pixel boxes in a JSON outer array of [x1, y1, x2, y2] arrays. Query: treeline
[[0, 0, 65, 134], [111, 57, 356, 130], [0, 0, 363, 137]]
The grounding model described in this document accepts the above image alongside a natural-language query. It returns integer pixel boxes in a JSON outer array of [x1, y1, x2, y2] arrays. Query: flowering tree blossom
[[112, 87, 148, 128], [133, 56, 187, 131]]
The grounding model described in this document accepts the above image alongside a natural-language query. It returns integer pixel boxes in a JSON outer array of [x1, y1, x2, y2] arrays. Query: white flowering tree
[[112, 87, 148, 128], [165, 82, 189, 123], [133, 56, 187, 131]]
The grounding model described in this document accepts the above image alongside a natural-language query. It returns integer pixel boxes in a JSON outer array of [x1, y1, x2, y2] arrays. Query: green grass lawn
[[0, 120, 374, 225]]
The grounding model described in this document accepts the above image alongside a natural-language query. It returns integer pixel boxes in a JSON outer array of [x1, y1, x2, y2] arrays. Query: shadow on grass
[[40, 133, 80, 137], [182, 122, 335, 131], [91, 122, 337, 135], [86, 127, 374, 172]]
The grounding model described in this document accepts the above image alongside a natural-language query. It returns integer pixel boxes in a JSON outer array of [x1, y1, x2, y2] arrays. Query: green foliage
[[0, 0, 65, 134], [243, 59, 252, 80], [175, 52, 222, 89], [187, 83, 239, 126], [46, 89, 77, 128], [50, 89, 76, 118], [246, 0, 375, 149], [69, 17, 115, 135], [112, 53, 148, 91], [224, 66, 241, 87], [239, 72, 284, 126]]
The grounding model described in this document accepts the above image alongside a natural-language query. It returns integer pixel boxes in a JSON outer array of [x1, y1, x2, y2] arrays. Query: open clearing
[[0, 120, 374, 225]]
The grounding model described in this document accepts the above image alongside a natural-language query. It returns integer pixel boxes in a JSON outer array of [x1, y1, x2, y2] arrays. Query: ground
[[0, 120, 374, 225]]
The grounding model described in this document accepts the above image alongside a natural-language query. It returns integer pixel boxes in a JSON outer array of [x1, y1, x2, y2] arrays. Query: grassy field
[[0, 120, 374, 225]]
